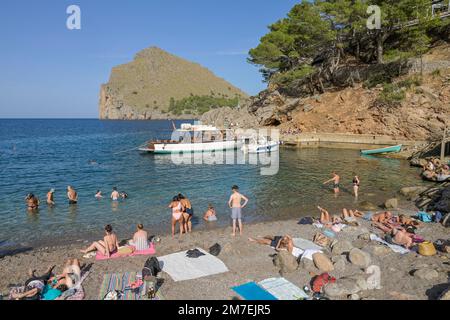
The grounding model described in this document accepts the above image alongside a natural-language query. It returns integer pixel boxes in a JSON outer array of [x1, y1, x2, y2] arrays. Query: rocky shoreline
[[1, 194, 449, 300]]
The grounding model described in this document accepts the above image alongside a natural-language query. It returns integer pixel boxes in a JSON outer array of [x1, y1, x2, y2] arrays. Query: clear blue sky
[[0, 0, 300, 118]]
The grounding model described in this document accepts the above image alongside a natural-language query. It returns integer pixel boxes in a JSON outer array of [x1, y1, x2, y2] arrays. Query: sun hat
[[418, 241, 437, 256], [50, 188, 55, 193]]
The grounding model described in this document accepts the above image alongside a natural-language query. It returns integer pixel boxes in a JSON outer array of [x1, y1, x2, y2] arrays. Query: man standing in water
[[46, 189, 55, 206], [228, 185, 248, 237], [67, 186, 78, 204], [323, 172, 340, 195], [111, 187, 120, 201], [352, 175, 360, 198]]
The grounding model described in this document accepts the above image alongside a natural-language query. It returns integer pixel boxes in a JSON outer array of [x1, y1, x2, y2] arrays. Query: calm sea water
[[0, 119, 428, 249]]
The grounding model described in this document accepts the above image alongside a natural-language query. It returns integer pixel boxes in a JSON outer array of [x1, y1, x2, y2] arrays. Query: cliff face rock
[[201, 45, 450, 139], [99, 47, 248, 120]]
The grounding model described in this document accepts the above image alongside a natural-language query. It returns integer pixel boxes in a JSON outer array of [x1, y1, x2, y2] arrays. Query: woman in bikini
[[179, 194, 194, 233], [80, 224, 119, 258], [248, 235, 294, 254], [25, 193, 40, 212], [169, 196, 184, 238]]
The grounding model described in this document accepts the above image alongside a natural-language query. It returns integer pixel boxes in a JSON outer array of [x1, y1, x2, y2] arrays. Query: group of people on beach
[[421, 158, 450, 182], [10, 259, 82, 300], [323, 172, 360, 197], [317, 205, 422, 249]]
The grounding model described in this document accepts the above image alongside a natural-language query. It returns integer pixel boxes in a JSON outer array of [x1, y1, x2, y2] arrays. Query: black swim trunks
[[69, 200, 77, 205], [270, 236, 283, 248], [334, 183, 340, 189]]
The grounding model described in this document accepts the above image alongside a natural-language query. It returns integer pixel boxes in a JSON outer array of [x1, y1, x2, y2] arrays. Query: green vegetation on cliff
[[168, 95, 240, 116], [249, 0, 444, 90]]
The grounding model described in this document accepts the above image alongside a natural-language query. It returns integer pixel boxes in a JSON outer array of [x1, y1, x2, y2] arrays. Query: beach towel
[[158, 248, 228, 282], [293, 238, 323, 251], [258, 278, 308, 300], [291, 247, 304, 258], [98, 272, 164, 300], [300, 249, 323, 261], [370, 234, 410, 254], [57, 270, 91, 300], [96, 244, 155, 260], [232, 282, 277, 300]]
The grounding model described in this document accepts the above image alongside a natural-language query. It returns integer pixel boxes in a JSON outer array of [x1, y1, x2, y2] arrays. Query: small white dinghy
[[241, 135, 280, 154]]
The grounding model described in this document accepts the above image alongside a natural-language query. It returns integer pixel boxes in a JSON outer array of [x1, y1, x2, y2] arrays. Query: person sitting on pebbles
[[203, 204, 217, 222], [248, 235, 294, 254]]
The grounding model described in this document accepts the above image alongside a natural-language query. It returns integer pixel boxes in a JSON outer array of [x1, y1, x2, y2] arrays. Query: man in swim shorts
[[111, 187, 120, 201], [323, 172, 340, 195], [228, 185, 248, 237]]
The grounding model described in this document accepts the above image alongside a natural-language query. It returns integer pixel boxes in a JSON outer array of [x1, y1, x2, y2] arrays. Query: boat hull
[[243, 142, 280, 154], [360, 144, 402, 155], [139, 140, 241, 154]]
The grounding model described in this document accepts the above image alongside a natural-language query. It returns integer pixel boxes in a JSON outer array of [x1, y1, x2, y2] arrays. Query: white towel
[[158, 248, 229, 282], [369, 234, 410, 254]]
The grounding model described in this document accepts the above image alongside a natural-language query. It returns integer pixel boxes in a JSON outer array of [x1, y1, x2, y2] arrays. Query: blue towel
[[232, 282, 277, 300]]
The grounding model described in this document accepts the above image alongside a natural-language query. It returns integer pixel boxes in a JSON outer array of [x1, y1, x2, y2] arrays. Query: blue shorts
[[231, 208, 242, 220]]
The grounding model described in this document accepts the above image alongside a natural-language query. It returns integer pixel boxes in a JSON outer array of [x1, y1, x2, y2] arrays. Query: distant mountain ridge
[[99, 47, 248, 120]]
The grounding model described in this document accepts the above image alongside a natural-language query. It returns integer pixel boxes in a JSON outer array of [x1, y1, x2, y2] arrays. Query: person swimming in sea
[[120, 191, 128, 200], [95, 190, 103, 199]]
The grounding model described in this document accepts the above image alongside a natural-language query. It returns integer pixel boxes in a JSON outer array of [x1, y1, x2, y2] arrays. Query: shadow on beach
[[0, 246, 34, 259]]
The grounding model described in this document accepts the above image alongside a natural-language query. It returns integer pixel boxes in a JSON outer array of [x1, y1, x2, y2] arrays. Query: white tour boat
[[139, 123, 242, 154], [241, 135, 280, 154]]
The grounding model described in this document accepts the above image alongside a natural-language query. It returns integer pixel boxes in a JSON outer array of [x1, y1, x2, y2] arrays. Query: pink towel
[[96, 244, 156, 260]]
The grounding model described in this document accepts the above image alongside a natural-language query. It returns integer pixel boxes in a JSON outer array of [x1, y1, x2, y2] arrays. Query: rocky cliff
[[99, 47, 248, 120], [201, 44, 450, 141]]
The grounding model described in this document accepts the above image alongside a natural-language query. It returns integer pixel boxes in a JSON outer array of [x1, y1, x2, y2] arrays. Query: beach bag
[[434, 211, 443, 223], [209, 243, 221, 256], [142, 257, 161, 279], [298, 217, 314, 225], [186, 249, 205, 258], [418, 241, 437, 256], [312, 273, 336, 293], [417, 212, 432, 223], [313, 233, 330, 247]]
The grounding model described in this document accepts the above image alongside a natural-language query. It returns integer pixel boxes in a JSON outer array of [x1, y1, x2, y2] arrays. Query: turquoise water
[[0, 119, 428, 249]]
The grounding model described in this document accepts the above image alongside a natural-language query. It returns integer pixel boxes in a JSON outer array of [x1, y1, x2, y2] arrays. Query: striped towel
[[98, 272, 164, 300]]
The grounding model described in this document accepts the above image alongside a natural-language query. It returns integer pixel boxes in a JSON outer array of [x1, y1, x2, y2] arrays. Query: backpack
[[434, 211, 443, 223], [298, 217, 314, 225], [312, 273, 336, 293], [209, 243, 221, 256], [142, 257, 161, 279]]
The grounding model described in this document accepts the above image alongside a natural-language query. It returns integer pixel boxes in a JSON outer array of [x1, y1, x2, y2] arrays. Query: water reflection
[[68, 204, 78, 220]]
